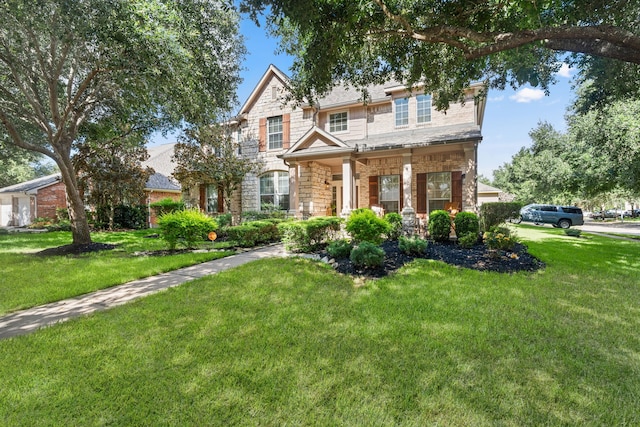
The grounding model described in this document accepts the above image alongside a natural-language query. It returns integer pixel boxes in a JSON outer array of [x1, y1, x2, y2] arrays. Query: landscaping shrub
[[279, 217, 342, 252], [454, 212, 480, 239], [479, 202, 522, 231], [28, 217, 54, 229], [326, 239, 353, 259], [483, 229, 517, 251], [384, 212, 403, 240], [398, 235, 428, 255], [346, 208, 390, 244], [150, 198, 185, 217], [226, 220, 282, 247], [458, 232, 479, 248], [350, 241, 385, 268], [215, 213, 233, 228], [428, 210, 452, 242], [46, 220, 72, 232], [157, 209, 217, 250]]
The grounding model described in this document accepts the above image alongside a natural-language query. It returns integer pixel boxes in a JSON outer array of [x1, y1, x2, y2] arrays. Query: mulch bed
[[316, 240, 544, 278]]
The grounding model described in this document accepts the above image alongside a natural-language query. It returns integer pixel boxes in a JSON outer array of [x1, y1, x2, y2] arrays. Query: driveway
[[577, 218, 640, 236]]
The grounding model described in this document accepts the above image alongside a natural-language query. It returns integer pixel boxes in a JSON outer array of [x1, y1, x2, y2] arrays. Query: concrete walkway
[[0, 244, 288, 340]]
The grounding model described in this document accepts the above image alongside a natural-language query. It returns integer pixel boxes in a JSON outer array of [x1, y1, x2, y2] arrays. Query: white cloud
[[510, 87, 545, 103], [556, 63, 574, 78], [488, 95, 505, 102]]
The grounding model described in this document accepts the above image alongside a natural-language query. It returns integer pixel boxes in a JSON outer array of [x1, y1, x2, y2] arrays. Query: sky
[[153, 13, 578, 181]]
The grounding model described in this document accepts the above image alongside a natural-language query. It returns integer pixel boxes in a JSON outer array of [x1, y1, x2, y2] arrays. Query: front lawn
[[0, 230, 234, 315], [0, 226, 639, 425]]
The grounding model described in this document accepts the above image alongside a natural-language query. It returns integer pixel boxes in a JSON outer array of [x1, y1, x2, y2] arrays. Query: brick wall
[[36, 182, 67, 220]]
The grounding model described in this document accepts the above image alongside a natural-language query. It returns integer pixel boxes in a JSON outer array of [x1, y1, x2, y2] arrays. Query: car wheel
[[512, 216, 522, 224], [558, 219, 571, 229]]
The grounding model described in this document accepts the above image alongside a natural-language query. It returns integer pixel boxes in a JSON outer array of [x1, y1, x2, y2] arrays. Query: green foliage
[[28, 218, 55, 229], [95, 205, 147, 230], [326, 239, 353, 259], [46, 220, 72, 232], [384, 212, 403, 240], [454, 212, 480, 239], [479, 202, 523, 231], [345, 208, 390, 245], [150, 198, 185, 216], [157, 209, 217, 250], [398, 235, 428, 255], [349, 241, 385, 268], [241, 0, 640, 113], [428, 210, 452, 242], [0, 0, 244, 244], [215, 213, 233, 228], [279, 217, 342, 252], [483, 230, 517, 251], [458, 232, 479, 249], [226, 220, 282, 248]]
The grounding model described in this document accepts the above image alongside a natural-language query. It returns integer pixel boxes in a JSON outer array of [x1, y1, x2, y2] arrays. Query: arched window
[[259, 171, 289, 210]]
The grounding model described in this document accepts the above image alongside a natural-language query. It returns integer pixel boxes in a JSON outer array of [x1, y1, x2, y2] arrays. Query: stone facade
[[227, 64, 485, 234]]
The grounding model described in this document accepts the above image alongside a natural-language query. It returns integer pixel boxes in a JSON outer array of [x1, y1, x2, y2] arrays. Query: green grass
[[0, 226, 639, 425], [0, 230, 234, 315]]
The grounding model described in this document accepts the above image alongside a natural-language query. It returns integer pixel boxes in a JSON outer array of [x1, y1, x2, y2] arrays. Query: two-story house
[[194, 64, 485, 233]]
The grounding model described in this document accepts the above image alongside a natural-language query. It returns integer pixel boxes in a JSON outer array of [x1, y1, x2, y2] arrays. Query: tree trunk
[[58, 157, 92, 245]]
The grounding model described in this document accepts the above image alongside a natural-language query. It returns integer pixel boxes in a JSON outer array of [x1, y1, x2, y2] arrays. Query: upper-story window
[[329, 111, 348, 132], [268, 116, 283, 150], [417, 94, 432, 124], [329, 111, 349, 132], [394, 98, 408, 127]]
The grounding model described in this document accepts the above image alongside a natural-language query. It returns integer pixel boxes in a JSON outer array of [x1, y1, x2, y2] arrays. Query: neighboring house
[[0, 144, 182, 228], [0, 174, 66, 227], [195, 65, 485, 233], [142, 143, 182, 227], [477, 182, 514, 206]]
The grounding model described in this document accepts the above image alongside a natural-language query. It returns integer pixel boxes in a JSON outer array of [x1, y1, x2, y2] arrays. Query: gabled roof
[[288, 126, 351, 151], [0, 173, 62, 194], [238, 64, 290, 116]]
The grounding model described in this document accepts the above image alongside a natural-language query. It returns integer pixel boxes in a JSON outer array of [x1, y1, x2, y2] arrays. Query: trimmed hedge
[[226, 219, 282, 247], [454, 212, 480, 239], [346, 208, 390, 245], [279, 217, 342, 252], [479, 202, 522, 231], [157, 209, 217, 249], [384, 212, 403, 240], [150, 198, 185, 217], [428, 210, 452, 242], [398, 235, 428, 255]]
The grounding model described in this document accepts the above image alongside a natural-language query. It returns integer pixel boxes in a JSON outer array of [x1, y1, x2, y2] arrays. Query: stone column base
[[401, 207, 416, 236]]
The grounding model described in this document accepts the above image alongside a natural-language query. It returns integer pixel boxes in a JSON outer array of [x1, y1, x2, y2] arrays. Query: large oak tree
[[241, 0, 640, 108], [0, 0, 244, 244]]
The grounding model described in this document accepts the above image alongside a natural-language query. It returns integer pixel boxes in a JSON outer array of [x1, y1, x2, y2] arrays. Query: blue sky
[[154, 14, 578, 181]]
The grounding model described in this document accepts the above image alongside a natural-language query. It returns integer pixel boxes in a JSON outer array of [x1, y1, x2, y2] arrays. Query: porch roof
[[279, 123, 481, 162]]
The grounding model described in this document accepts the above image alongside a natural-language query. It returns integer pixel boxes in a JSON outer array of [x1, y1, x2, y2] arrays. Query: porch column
[[288, 162, 300, 218], [464, 144, 478, 212], [401, 153, 416, 235], [341, 156, 355, 217]]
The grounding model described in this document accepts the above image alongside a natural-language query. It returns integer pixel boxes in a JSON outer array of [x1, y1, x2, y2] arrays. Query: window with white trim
[[395, 98, 409, 127], [260, 171, 289, 210], [379, 175, 400, 213], [329, 111, 348, 132], [267, 116, 283, 150], [206, 184, 219, 213], [427, 172, 451, 213], [417, 94, 432, 123]]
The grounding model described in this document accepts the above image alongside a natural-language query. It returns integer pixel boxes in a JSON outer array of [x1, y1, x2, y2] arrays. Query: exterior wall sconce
[[324, 180, 330, 190]]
